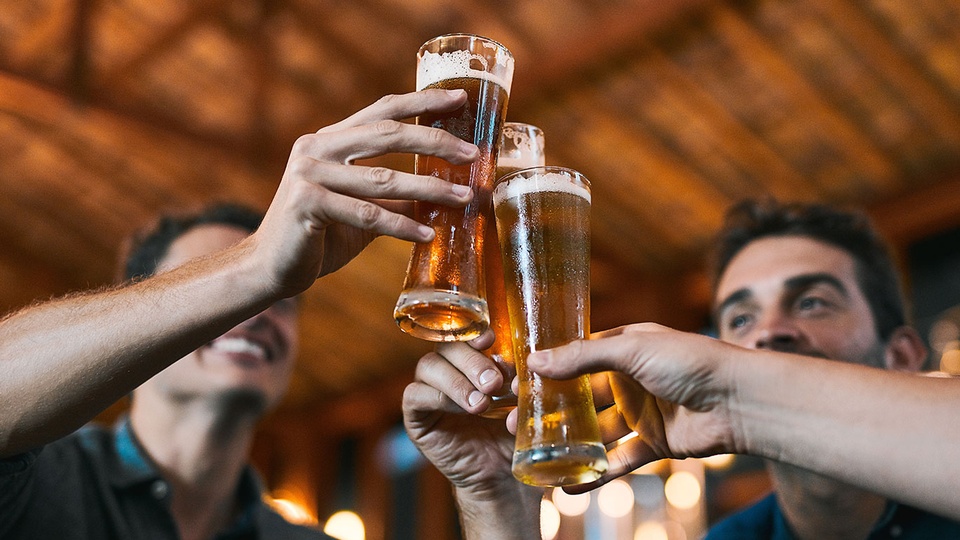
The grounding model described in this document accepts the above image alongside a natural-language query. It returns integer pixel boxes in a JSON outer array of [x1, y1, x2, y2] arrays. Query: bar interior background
[[3, 0, 960, 538]]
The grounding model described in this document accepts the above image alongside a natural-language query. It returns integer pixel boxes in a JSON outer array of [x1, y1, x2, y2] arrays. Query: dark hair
[[709, 198, 907, 341], [123, 203, 263, 281]]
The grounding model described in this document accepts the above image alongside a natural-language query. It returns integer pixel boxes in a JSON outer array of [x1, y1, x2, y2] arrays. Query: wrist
[[455, 482, 543, 540]]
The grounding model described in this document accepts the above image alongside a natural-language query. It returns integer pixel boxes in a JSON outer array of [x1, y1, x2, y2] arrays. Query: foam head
[[417, 36, 514, 93]]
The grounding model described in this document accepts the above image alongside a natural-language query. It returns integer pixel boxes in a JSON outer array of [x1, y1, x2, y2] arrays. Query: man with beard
[[403, 199, 960, 539]]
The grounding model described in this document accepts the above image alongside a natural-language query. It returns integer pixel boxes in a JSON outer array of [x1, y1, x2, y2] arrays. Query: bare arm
[[526, 323, 960, 520], [0, 89, 478, 458], [403, 335, 542, 540]]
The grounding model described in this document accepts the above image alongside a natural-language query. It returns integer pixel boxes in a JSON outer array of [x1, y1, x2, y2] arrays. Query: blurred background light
[[634, 520, 668, 540], [664, 471, 701, 510], [552, 487, 591, 516], [323, 510, 365, 540], [540, 498, 561, 540], [700, 453, 735, 470], [598, 478, 635, 518]]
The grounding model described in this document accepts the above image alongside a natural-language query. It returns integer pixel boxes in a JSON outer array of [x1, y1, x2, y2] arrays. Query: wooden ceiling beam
[[808, 0, 960, 150], [95, 0, 233, 90], [510, 0, 718, 112], [711, 4, 898, 194]]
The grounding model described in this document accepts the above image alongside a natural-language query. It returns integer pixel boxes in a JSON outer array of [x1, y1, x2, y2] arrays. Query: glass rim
[[418, 33, 514, 60]]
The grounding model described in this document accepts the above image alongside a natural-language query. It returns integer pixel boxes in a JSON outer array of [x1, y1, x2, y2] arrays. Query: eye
[[796, 296, 828, 312], [727, 313, 753, 331]]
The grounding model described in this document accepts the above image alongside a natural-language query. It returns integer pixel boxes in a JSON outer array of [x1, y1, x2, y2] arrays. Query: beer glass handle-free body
[[394, 34, 515, 343], [480, 122, 546, 418], [493, 166, 608, 487]]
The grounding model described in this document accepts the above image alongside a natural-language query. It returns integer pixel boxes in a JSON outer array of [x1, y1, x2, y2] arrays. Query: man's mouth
[[208, 337, 272, 363]]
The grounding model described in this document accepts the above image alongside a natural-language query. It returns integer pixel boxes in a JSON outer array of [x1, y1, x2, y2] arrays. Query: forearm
[[734, 351, 960, 519], [455, 483, 543, 540], [0, 239, 277, 456]]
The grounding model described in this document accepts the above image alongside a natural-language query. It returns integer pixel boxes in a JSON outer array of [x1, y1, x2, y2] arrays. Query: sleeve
[[0, 447, 43, 536]]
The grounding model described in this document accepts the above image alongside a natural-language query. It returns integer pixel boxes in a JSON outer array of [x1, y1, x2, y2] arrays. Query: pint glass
[[494, 166, 608, 487], [481, 123, 545, 418], [394, 34, 514, 342]]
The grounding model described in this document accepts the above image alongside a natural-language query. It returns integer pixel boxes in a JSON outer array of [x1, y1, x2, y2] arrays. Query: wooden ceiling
[[4, 0, 960, 411]]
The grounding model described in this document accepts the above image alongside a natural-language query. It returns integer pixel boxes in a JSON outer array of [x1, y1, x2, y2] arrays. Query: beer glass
[[481, 123, 545, 418], [394, 34, 515, 342], [494, 166, 608, 487]]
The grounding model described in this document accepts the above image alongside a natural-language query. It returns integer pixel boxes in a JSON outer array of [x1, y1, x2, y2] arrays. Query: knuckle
[[374, 93, 400, 109], [365, 166, 396, 192], [291, 133, 317, 155], [426, 127, 447, 145], [374, 119, 402, 136], [286, 155, 314, 178], [354, 200, 382, 229]]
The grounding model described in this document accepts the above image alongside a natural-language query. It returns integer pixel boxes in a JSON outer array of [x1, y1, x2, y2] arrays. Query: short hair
[[123, 203, 263, 281], [709, 198, 907, 341]]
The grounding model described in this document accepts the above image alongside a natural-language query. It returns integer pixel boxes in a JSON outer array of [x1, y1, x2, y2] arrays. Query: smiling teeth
[[211, 338, 268, 359]]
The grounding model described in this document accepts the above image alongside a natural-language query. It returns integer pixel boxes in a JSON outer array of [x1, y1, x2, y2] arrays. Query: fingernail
[[527, 350, 550, 368], [460, 141, 479, 158], [451, 184, 471, 198], [479, 369, 497, 386], [468, 391, 484, 407], [418, 225, 435, 240], [446, 89, 466, 98]]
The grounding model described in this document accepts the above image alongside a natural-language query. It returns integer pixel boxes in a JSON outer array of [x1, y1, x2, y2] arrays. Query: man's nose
[[752, 313, 803, 353]]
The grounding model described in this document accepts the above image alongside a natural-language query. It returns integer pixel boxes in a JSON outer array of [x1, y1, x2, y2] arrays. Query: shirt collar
[[108, 416, 267, 536], [109, 416, 161, 489]]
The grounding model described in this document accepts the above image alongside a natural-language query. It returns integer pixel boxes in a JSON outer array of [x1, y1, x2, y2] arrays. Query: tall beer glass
[[394, 34, 514, 342], [481, 123, 545, 418], [494, 166, 608, 486]]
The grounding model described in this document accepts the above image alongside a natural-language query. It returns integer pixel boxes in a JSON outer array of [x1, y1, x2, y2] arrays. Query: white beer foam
[[417, 49, 514, 93], [493, 171, 591, 207], [497, 156, 543, 169]]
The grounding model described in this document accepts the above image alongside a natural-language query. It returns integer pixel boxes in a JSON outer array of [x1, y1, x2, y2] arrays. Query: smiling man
[[0, 88, 480, 540]]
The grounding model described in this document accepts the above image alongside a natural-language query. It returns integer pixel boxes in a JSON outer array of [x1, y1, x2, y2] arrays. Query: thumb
[[527, 336, 636, 379]]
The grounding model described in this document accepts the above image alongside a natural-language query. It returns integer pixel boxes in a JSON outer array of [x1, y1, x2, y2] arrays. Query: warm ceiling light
[[634, 521, 668, 540], [664, 471, 701, 510], [700, 453, 735, 470], [552, 487, 590, 516], [268, 497, 316, 526], [540, 498, 561, 540], [323, 510, 365, 540], [598, 479, 635, 518]]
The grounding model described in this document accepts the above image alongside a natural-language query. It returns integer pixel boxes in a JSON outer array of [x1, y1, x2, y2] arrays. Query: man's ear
[[883, 326, 929, 372]]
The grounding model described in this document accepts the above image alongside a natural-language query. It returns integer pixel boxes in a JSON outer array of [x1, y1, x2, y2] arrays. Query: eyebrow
[[713, 272, 851, 321]]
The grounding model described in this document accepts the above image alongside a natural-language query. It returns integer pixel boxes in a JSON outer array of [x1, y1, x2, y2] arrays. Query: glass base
[[394, 289, 489, 342], [512, 443, 608, 487]]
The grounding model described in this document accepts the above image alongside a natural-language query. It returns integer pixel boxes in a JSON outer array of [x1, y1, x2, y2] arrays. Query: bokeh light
[[323, 510, 365, 540], [664, 471, 701, 510], [598, 478, 635, 518], [634, 521, 668, 540], [700, 453, 735, 470], [552, 487, 591, 516], [540, 498, 561, 540]]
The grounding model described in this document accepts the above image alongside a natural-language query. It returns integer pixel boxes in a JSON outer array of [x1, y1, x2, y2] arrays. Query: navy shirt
[[706, 493, 960, 540], [0, 418, 332, 540]]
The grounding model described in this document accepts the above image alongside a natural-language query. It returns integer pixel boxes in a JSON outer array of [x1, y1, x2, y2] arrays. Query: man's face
[[713, 235, 883, 366], [140, 224, 299, 412]]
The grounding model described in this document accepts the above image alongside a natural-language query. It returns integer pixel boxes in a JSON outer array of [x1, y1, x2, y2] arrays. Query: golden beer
[[481, 123, 545, 418], [494, 166, 608, 486], [395, 34, 514, 342]]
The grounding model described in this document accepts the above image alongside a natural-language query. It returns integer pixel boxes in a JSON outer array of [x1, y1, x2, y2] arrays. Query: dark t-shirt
[[706, 492, 960, 540], [0, 419, 331, 540]]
